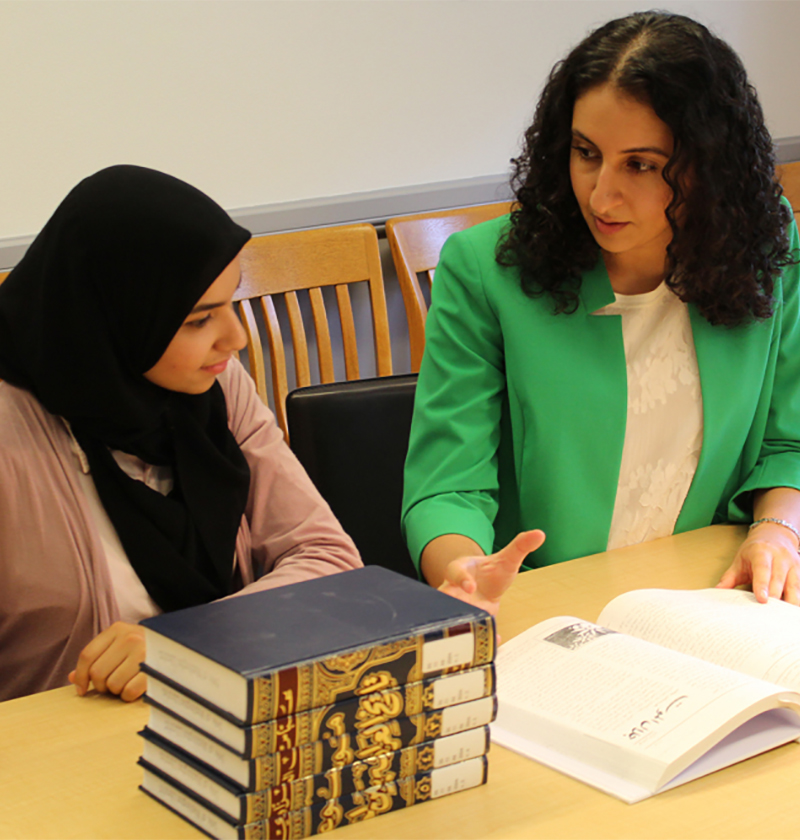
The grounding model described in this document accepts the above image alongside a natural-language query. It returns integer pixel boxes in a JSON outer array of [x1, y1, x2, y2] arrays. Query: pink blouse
[[0, 360, 361, 701]]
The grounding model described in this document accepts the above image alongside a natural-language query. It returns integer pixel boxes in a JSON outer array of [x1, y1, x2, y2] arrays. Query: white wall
[[1, 0, 798, 241]]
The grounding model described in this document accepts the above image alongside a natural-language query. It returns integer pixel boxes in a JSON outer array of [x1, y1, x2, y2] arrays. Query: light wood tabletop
[[2, 524, 797, 840]]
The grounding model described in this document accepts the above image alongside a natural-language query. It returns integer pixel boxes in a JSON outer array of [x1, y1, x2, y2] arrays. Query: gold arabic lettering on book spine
[[246, 739, 445, 823], [238, 757, 488, 839], [250, 702, 495, 789], [249, 664, 494, 755]]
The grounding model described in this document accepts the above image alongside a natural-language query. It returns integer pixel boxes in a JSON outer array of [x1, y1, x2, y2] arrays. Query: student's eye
[[185, 315, 211, 329], [628, 158, 658, 174], [571, 144, 597, 160]]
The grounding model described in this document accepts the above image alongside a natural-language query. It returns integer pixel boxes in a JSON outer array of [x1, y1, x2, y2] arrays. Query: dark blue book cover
[[141, 566, 495, 725]]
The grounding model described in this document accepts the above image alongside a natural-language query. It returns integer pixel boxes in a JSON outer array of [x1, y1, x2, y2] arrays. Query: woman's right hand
[[435, 530, 546, 615], [68, 621, 147, 702]]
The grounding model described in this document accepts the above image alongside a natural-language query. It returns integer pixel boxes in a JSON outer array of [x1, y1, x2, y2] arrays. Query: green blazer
[[401, 214, 800, 571]]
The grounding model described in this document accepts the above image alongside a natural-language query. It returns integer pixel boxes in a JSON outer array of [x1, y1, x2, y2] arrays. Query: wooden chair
[[777, 161, 800, 224], [233, 223, 394, 440], [386, 202, 513, 371], [0, 272, 7, 381]]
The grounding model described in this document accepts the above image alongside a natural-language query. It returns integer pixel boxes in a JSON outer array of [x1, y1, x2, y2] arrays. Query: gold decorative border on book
[[473, 620, 495, 667], [317, 638, 426, 702]]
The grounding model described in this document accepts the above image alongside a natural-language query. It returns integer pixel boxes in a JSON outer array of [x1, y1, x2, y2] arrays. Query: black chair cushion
[[286, 374, 418, 579]]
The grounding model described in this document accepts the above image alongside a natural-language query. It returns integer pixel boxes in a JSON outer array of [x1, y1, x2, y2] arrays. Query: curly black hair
[[496, 10, 795, 325]]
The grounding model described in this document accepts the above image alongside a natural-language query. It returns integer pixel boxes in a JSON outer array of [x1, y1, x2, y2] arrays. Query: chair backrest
[[386, 202, 513, 371], [234, 223, 394, 440], [778, 161, 800, 225], [286, 373, 418, 579], [0, 272, 9, 381]]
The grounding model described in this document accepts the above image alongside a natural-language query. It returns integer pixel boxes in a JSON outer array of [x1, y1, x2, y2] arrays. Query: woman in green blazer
[[402, 11, 800, 612]]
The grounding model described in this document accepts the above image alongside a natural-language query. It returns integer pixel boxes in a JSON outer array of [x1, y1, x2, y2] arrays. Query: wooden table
[[2, 525, 798, 840]]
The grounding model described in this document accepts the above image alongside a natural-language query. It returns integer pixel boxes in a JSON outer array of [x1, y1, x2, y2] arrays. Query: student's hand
[[68, 621, 147, 702], [438, 530, 546, 616], [717, 522, 800, 605]]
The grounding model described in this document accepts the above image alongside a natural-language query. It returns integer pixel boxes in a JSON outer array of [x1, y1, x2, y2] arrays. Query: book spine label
[[250, 617, 495, 723], [422, 631, 476, 672]]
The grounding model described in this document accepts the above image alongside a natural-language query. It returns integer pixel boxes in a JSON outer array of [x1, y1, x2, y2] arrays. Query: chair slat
[[368, 275, 393, 378], [778, 161, 800, 212], [335, 284, 360, 380], [236, 299, 268, 405], [284, 291, 311, 389], [308, 287, 335, 383], [259, 296, 290, 440]]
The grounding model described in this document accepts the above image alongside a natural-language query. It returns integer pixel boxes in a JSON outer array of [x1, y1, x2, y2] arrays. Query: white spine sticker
[[440, 696, 495, 735], [432, 727, 488, 768], [432, 668, 486, 708], [430, 757, 486, 798], [422, 631, 474, 673]]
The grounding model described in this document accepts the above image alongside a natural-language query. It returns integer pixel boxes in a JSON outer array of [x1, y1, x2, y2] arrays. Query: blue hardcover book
[[142, 696, 496, 790], [144, 664, 495, 757], [141, 754, 488, 839], [141, 566, 495, 726], [138, 725, 491, 823]]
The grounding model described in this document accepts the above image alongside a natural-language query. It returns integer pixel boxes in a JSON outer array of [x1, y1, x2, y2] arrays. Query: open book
[[491, 588, 800, 803]]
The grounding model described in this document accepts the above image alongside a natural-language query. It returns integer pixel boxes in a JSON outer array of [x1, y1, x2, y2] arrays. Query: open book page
[[495, 706, 800, 804], [492, 616, 800, 797], [597, 589, 800, 690], [493, 707, 800, 804]]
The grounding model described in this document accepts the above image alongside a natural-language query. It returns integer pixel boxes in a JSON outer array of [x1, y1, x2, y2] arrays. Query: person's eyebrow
[[187, 274, 242, 316], [571, 129, 670, 157], [188, 301, 225, 315]]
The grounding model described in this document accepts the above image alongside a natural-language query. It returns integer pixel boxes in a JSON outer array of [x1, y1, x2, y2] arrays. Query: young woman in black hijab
[[0, 165, 361, 702]]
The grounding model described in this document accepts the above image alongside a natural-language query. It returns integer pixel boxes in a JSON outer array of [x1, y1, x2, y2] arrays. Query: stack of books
[[137, 566, 497, 839]]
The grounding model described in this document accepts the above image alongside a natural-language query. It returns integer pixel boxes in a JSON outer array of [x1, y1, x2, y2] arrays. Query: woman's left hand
[[717, 521, 800, 605], [68, 621, 147, 702], [438, 530, 546, 616]]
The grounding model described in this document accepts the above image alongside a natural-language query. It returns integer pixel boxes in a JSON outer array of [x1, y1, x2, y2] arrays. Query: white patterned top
[[593, 282, 703, 550]]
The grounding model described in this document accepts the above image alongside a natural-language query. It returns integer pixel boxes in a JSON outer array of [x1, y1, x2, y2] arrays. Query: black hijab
[[0, 165, 253, 612]]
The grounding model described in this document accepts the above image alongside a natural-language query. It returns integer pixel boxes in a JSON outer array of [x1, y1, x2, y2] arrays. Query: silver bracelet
[[749, 517, 800, 547]]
